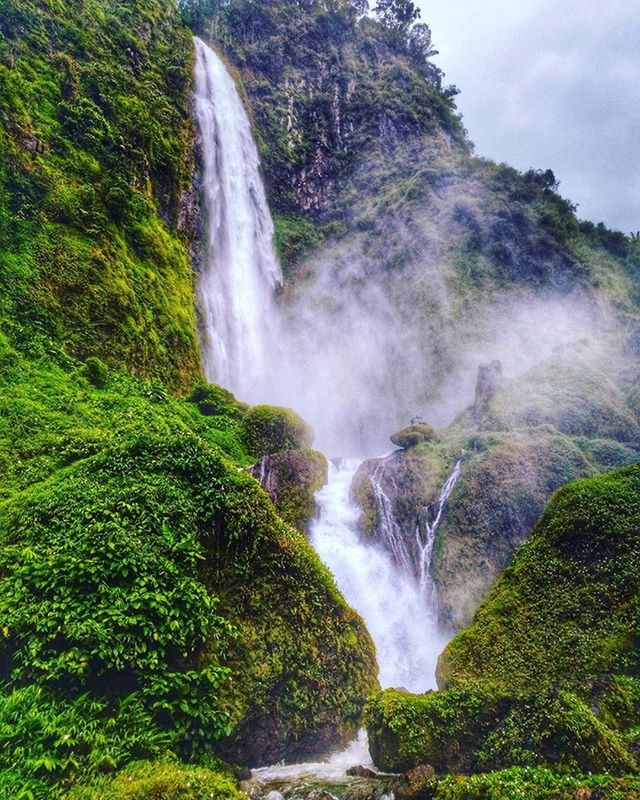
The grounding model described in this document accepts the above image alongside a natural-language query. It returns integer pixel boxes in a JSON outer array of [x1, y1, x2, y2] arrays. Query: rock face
[[250, 448, 328, 531], [367, 464, 640, 777]]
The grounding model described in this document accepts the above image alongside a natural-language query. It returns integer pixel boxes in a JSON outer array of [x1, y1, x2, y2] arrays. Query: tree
[[374, 0, 420, 32]]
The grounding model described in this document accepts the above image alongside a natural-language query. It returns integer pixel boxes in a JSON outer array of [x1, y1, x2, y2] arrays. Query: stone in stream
[[346, 765, 378, 778], [264, 792, 286, 800], [391, 764, 436, 800]]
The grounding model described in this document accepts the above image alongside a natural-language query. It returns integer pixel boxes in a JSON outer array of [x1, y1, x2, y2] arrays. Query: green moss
[[252, 448, 328, 530], [366, 687, 636, 776], [0, 344, 378, 786], [241, 405, 314, 458], [438, 465, 640, 693], [0, 0, 200, 388], [65, 760, 246, 800]]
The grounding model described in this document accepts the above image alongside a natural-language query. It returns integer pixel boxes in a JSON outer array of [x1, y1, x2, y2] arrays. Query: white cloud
[[419, 0, 640, 232]]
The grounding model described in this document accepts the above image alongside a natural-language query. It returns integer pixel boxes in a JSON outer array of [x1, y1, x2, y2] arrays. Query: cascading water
[[311, 460, 447, 693], [193, 37, 282, 397], [193, 35, 456, 780]]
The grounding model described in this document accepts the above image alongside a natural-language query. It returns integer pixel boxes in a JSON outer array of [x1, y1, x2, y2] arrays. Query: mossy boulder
[[391, 424, 439, 450], [250, 447, 328, 531], [367, 464, 640, 778], [438, 464, 640, 693], [366, 687, 636, 776], [188, 380, 248, 419], [242, 405, 314, 458]]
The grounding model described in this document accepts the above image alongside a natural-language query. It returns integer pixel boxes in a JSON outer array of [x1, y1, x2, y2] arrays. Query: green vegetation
[[1, 0, 200, 388], [366, 464, 640, 779], [241, 405, 314, 458], [250, 448, 328, 531], [66, 760, 245, 800], [0, 337, 378, 795]]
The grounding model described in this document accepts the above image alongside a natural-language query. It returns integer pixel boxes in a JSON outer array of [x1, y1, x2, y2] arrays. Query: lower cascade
[[311, 460, 447, 693]]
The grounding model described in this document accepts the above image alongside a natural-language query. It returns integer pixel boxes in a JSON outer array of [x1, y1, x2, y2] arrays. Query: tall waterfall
[[193, 37, 282, 397], [193, 34, 451, 697]]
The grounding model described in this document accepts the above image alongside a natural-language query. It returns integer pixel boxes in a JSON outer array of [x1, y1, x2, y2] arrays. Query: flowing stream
[[193, 37, 457, 788]]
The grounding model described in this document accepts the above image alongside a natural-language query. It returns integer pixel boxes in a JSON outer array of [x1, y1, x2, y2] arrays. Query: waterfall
[[193, 37, 282, 397], [310, 460, 447, 692], [417, 460, 461, 603], [193, 32, 452, 700]]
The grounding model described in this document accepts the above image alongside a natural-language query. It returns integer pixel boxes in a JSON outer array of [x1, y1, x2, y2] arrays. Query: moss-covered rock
[[366, 687, 636, 776], [250, 447, 328, 531], [391, 424, 439, 450], [438, 464, 640, 693], [0, 0, 201, 388], [242, 405, 314, 458], [366, 464, 640, 777]]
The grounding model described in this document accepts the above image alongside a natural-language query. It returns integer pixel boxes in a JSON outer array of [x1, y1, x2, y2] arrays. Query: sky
[[417, 0, 640, 233]]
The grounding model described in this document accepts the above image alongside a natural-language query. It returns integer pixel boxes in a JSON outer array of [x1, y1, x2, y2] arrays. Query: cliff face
[[0, 0, 200, 389]]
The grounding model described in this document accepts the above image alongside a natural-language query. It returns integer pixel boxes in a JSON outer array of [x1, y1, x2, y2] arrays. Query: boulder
[[390, 424, 438, 450]]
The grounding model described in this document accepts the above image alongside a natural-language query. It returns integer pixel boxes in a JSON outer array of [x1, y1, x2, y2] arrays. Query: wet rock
[[390, 423, 438, 450], [392, 764, 436, 800], [264, 792, 285, 800], [250, 448, 328, 531], [346, 765, 378, 778]]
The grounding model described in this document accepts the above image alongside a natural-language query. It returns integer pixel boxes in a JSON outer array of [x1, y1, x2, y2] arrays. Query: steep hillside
[[0, 0, 200, 388], [0, 1, 381, 796]]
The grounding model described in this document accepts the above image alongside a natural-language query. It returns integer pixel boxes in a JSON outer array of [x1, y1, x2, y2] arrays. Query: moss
[[391, 423, 439, 449], [366, 687, 636, 776], [241, 405, 314, 458], [251, 447, 328, 531], [65, 760, 246, 800], [0, 347, 378, 787], [0, 0, 200, 389], [438, 464, 640, 693]]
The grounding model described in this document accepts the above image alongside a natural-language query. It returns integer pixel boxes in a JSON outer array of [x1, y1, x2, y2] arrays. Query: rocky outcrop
[[242, 405, 314, 458], [250, 448, 328, 531], [390, 423, 439, 450]]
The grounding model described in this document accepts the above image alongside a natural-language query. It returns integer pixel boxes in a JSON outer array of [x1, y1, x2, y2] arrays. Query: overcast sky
[[418, 0, 640, 233]]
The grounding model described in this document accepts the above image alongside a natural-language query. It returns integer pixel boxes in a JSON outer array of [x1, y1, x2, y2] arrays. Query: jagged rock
[[250, 448, 328, 531], [390, 423, 438, 450], [472, 360, 503, 423], [346, 765, 378, 778]]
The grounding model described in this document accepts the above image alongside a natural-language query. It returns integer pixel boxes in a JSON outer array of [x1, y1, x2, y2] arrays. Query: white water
[[417, 460, 461, 602], [311, 460, 447, 693], [193, 36, 454, 775], [193, 37, 282, 396], [251, 729, 373, 785]]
